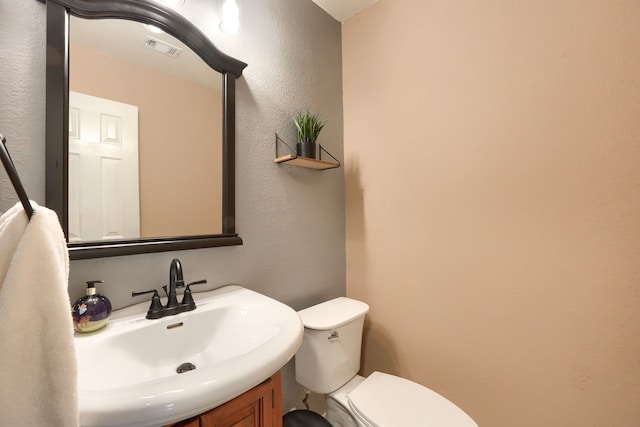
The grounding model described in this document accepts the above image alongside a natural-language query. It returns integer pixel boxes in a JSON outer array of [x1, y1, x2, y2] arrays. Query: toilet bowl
[[295, 297, 478, 427]]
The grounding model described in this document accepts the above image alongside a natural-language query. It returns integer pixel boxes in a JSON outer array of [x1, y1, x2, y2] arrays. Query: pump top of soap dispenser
[[72, 280, 112, 333], [85, 280, 102, 295]]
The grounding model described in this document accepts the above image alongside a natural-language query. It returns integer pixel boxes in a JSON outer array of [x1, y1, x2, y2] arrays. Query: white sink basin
[[74, 285, 303, 427]]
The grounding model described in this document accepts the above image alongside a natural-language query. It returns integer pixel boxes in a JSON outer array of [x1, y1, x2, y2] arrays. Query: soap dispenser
[[72, 280, 112, 333]]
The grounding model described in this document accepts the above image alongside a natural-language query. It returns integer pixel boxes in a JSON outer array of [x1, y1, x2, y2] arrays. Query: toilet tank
[[295, 297, 369, 394]]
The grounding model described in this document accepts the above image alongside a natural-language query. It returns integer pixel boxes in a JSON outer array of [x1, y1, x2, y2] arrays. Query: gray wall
[[0, 0, 344, 413]]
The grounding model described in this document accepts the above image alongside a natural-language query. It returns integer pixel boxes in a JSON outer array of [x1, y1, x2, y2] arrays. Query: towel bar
[[0, 133, 34, 219]]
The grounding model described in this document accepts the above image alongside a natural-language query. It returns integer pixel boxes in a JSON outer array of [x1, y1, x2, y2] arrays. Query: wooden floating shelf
[[274, 154, 340, 170]]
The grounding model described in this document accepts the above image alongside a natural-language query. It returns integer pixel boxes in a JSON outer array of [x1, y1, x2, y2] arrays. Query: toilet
[[295, 297, 478, 427]]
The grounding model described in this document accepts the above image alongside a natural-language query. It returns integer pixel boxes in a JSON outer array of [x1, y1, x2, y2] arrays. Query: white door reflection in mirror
[[68, 91, 140, 241]]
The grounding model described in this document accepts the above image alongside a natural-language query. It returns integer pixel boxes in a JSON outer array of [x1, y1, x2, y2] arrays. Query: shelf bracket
[[318, 144, 341, 168], [275, 133, 296, 158]]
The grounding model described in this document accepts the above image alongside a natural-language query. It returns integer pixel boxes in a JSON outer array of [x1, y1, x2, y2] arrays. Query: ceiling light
[[220, 0, 240, 35]]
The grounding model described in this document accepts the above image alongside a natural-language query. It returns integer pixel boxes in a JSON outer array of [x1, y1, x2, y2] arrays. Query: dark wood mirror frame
[[43, 0, 247, 260]]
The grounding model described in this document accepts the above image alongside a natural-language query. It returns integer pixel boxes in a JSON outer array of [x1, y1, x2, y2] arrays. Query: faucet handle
[[131, 289, 163, 319], [180, 279, 208, 310], [186, 279, 207, 288]]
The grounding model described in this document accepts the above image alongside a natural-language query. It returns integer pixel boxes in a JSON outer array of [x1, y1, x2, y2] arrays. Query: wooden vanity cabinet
[[165, 371, 282, 427], [167, 418, 200, 427]]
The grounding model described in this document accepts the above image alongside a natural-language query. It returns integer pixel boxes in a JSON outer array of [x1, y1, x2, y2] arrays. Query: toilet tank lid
[[298, 297, 369, 330]]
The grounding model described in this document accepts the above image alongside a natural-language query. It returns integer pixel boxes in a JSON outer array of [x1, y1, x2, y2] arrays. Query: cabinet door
[[200, 371, 282, 427], [165, 416, 200, 427]]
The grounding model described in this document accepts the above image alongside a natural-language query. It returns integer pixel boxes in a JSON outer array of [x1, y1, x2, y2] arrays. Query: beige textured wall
[[70, 44, 222, 237], [343, 1, 640, 426]]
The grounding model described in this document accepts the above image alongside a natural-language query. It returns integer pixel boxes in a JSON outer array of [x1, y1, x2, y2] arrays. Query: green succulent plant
[[294, 111, 325, 144]]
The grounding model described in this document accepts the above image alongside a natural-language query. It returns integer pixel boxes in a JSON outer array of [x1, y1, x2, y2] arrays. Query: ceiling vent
[[144, 36, 183, 58]]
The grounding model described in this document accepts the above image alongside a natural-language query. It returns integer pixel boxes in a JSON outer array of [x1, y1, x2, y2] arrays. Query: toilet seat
[[346, 372, 477, 427]]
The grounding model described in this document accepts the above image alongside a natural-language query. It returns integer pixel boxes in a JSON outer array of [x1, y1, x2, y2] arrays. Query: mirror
[[68, 17, 223, 241], [44, 0, 247, 260]]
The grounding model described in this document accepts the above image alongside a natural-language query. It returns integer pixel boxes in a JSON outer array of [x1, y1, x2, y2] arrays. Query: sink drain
[[176, 362, 196, 374]]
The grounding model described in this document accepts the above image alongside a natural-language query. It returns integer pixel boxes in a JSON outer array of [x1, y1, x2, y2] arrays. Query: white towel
[[0, 201, 78, 426]]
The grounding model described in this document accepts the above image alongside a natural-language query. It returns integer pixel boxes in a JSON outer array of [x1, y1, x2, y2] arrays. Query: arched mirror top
[[48, 0, 247, 77]]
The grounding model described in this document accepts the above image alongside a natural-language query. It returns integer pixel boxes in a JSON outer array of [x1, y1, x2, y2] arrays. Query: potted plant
[[294, 111, 325, 159]]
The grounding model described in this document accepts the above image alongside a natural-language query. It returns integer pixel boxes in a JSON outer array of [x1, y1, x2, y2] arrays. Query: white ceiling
[[311, 0, 379, 22]]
